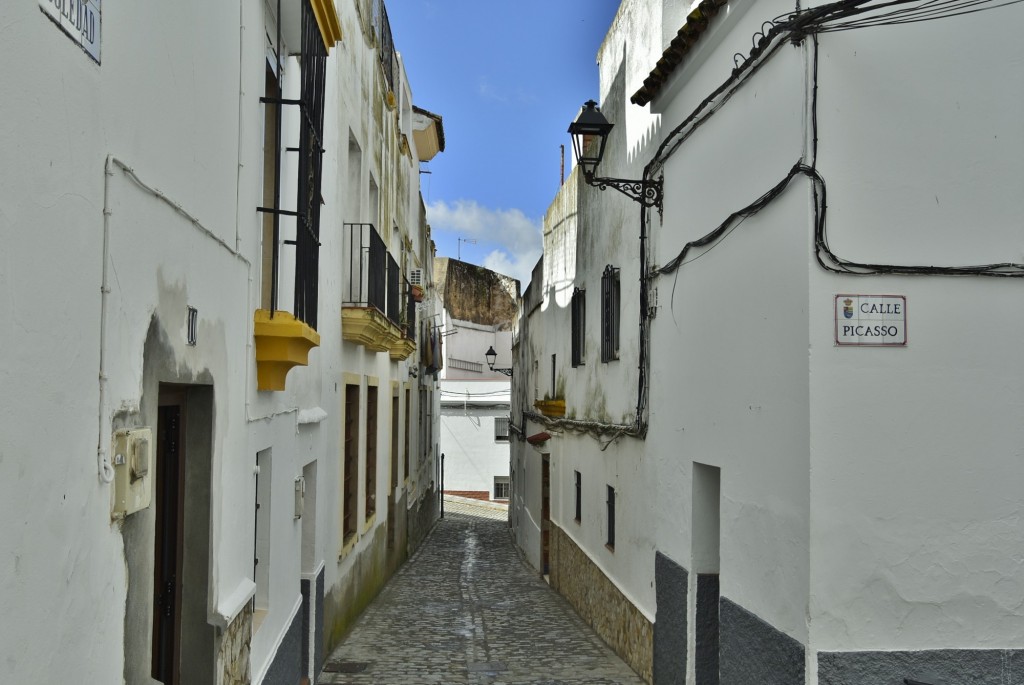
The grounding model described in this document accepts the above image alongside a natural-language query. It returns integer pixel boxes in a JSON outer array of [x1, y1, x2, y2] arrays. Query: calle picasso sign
[[834, 294, 907, 346], [39, 0, 100, 63]]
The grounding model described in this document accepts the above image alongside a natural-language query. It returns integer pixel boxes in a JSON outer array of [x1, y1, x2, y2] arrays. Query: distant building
[[434, 258, 519, 503], [512, 0, 1024, 683]]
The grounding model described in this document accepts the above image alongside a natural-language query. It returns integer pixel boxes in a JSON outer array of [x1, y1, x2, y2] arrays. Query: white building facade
[[0, 0, 442, 683], [511, 0, 1024, 683], [435, 258, 517, 503]]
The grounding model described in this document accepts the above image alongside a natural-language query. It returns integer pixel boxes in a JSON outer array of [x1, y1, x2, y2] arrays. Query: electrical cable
[[649, 0, 1024, 283]]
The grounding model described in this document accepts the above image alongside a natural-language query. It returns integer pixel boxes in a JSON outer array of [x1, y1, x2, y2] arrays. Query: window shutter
[[601, 266, 619, 362]]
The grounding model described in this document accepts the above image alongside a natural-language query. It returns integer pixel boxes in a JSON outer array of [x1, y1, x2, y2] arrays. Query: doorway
[[153, 390, 185, 683], [541, 454, 551, 576], [149, 384, 215, 685]]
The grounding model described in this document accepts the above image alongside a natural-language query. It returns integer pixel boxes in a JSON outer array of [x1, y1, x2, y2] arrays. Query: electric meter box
[[111, 427, 154, 517]]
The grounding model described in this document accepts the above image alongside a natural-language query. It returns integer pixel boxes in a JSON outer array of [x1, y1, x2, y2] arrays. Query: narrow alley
[[318, 498, 645, 685]]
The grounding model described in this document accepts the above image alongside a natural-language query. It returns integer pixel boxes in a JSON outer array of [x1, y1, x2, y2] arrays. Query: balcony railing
[[343, 223, 387, 313], [405, 278, 416, 340], [372, 0, 396, 92], [342, 222, 418, 358], [386, 252, 400, 326]]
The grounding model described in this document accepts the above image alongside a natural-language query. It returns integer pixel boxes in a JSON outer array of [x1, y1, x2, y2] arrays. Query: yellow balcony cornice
[[342, 306, 400, 352], [389, 336, 416, 361], [311, 0, 343, 52], [534, 399, 566, 418], [254, 309, 320, 392]]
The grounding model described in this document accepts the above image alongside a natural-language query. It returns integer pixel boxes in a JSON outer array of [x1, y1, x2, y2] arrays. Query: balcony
[[341, 222, 417, 360], [534, 398, 566, 418], [254, 310, 321, 391]]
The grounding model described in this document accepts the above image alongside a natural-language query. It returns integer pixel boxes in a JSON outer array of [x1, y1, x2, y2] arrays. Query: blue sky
[[388, 1, 622, 288]]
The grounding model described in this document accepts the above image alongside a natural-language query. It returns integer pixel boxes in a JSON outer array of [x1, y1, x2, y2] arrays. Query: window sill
[[605, 543, 615, 554]]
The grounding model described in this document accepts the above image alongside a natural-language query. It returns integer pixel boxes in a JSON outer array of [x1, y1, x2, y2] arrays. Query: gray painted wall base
[[654, 552, 688, 685], [819, 649, 1024, 685], [720, 597, 804, 685], [301, 567, 326, 682], [263, 606, 303, 685], [696, 574, 721, 685]]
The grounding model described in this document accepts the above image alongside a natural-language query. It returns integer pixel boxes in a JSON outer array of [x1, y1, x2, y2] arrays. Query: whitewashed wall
[[0, 0, 262, 680], [806, 5, 1024, 655]]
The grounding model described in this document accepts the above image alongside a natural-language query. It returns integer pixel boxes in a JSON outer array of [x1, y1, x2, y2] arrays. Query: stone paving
[[318, 497, 646, 685]]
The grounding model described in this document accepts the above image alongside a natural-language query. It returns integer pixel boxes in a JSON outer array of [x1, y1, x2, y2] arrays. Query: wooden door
[[153, 391, 186, 684]]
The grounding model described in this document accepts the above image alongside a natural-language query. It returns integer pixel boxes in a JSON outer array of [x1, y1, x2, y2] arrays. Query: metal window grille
[[257, 0, 325, 330], [372, 0, 396, 92], [571, 288, 585, 367], [494, 416, 510, 442], [386, 253, 400, 326], [342, 223, 387, 314], [186, 306, 198, 346], [405, 278, 416, 340], [606, 485, 616, 549], [294, 0, 326, 329], [601, 266, 620, 362], [575, 471, 582, 522]]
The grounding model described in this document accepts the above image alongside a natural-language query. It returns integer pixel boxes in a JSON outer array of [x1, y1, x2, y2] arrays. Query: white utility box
[[111, 427, 154, 517]]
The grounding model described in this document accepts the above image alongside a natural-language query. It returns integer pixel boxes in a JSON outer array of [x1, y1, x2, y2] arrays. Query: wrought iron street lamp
[[485, 345, 513, 377], [568, 100, 663, 212]]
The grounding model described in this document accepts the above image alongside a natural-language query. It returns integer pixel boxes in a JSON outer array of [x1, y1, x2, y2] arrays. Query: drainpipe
[[97, 155, 115, 483]]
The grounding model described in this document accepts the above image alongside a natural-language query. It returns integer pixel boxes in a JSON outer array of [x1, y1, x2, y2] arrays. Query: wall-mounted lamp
[[485, 345, 513, 377], [569, 100, 663, 213]]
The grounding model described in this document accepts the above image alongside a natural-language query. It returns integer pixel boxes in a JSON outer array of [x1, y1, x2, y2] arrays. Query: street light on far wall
[[485, 346, 513, 377], [568, 100, 663, 213]]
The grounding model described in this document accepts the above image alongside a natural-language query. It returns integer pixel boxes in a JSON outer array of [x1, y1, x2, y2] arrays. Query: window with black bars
[[606, 485, 616, 550], [372, 0, 395, 92], [386, 254, 400, 326], [571, 287, 585, 367], [601, 266, 620, 362], [258, 0, 325, 330], [494, 416, 510, 442], [574, 471, 582, 523], [405, 278, 416, 340]]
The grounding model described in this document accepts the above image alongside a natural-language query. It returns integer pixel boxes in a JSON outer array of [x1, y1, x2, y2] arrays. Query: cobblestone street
[[318, 498, 646, 685]]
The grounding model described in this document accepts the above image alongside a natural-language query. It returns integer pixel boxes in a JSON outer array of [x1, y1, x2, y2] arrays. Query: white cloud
[[427, 199, 542, 286], [482, 248, 542, 290]]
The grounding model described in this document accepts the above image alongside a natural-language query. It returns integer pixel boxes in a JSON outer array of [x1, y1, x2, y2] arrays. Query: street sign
[[835, 294, 907, 346], [39, 0, 101, 64]]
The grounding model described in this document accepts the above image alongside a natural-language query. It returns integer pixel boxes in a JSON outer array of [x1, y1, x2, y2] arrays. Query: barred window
[[571, 287, 585, 367], [494, 416, 510, 442], [606, 485, 616, 550], [601, 266, 620, 362]]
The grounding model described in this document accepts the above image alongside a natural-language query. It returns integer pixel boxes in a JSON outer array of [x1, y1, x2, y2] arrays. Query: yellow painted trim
[[388, 336, 416, 361], [342, 372, 361, 386], [534, 399, 567, 418], [310, 0, 342, 52], [338, 534, 358, 561], [366, 375, 379, 388], [342, 306, 401, 352], [361, 513, 376, 534], [253, 309, 320, 391]]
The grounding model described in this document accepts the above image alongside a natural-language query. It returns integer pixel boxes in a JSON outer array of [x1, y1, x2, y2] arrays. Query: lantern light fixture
[[484, 345, 513, 377], [568, 100, 663, 213]]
